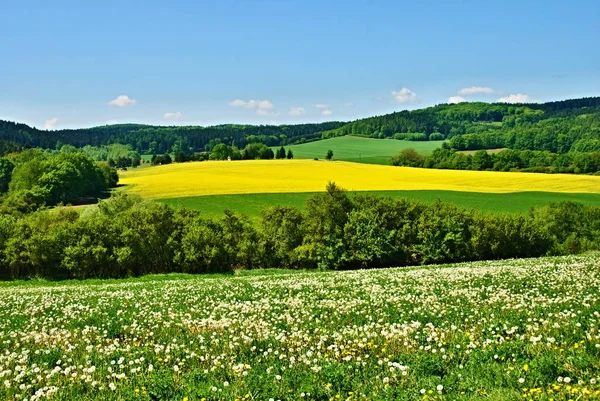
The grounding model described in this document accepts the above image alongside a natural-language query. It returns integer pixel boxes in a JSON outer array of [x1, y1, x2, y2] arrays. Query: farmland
[[118, 159, 600, 199], [1, 254, 599, 400], [159, 190, 600, 219], [277, 136, 443, 164]]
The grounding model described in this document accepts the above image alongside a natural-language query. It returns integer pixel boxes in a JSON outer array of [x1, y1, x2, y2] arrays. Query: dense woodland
[[0, 183, 598, 280], [2, 97, 600, 161], [0, 120, 344, 154]]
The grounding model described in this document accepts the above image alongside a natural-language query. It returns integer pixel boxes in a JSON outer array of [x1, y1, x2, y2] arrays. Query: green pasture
[[158, 190, 600, 219], [277, 136, 443, 164]]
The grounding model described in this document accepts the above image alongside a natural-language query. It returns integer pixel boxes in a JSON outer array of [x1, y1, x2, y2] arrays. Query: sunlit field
[[2, 254, 600, 400], [158, 190, 600, 219], [119, 160, 600, 199], [274, 136, 444, 164]]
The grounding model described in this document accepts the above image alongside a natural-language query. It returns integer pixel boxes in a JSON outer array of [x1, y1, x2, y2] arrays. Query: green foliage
[[275, 146, 286, 159], [390, 148, 425, 167], [209, 143, 242, 160], [0, 150, 118, 212], [0, 119, 345, 154], [1, 184, 600, 280], [326, 149, 334, 160], [242, 143, 275, 160], [151, 153, 173, 165], [0, 157, 14, 193]]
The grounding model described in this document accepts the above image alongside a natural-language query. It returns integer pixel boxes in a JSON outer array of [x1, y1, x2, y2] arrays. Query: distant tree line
[[1, 183, 599, 280], [391, 147, 600, 174], [206, 143, 294, 161], [0, 120, 344, 154]]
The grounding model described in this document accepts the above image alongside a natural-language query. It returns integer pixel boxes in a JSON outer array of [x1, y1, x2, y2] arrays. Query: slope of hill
[[1, 96, 599, 156], [273, 136, 443, 164]]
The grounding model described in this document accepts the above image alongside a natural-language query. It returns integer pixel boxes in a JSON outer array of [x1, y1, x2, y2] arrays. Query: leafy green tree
[[471, 150, 493, 170], [326, 150, 334, 161], [276, 146, 286, 159], [260, 206, 304, 268], [390, 148, 425, 167], [0, 157, 15, 193], [286, 149, 294, 159]]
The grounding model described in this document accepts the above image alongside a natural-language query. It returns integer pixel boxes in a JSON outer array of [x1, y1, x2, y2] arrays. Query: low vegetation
[[1, 184, 600, 280], [1, 254, 599, 400], [159, 190, 600, 219]]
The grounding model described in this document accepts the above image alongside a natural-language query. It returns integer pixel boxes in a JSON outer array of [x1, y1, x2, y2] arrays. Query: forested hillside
[[325, 97, 600, 144], [0, 120, 344, 154], [1, 97, 599, 158]]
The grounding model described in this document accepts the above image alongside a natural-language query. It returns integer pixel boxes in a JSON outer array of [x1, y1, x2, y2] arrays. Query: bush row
[[1, 183, 599, 280]]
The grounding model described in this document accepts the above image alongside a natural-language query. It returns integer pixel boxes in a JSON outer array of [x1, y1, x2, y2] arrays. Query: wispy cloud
[[256, 108, 280, 117], [108, 95, 136, 107], [314, 104, 329, 109], [458, 86, 494, 96], [164, 112, 183, 120], [321, 109, 333, 117], [44, 117, 58, 129], [498, 93, 532, 103], [228, 99, 276, 115], [392, 88, 417, 103], [288, 107, 306, 116], [448, 96, 467, 104]]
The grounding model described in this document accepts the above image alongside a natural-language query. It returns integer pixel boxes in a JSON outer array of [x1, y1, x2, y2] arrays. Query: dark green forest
[[0, 120, 344, 155], [2, 97, 600, 160]]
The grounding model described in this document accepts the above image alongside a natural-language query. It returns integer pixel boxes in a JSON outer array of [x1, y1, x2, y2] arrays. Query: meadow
[[118, 160, 600, 199], [277, 136, 443, 164], [1, 254, 599, 400], [159, 190, 600, 219]]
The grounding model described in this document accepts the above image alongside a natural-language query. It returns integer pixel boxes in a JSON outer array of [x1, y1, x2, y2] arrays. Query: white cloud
[[458, 86, 495, 96], [392, 88, 417, 103], [256, 109, 280, 117], [288, 107, 306, 116], [228, 99, 247, 107], [105, 120, 119, 125], [228, 99, 274, 109], [108, 95, 136, 107], [164, 112, 183, 120], [44, 117, 58, 129], [228, 99, 276, 115], [344, 102, 354, 107], [321, 109, 333, 117], [314, 104, 329, 109], [498, 93, 531, 103], [448, 96, 467, 104]]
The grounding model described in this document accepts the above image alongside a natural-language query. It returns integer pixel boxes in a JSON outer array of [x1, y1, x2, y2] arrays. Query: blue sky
[[1, 0, 598, 129]]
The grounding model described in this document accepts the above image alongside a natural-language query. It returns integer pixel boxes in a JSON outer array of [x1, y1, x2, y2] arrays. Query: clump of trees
[[1, 184, 599, 280], [0, 149, 118, 213], [208, 143, 294, 161]]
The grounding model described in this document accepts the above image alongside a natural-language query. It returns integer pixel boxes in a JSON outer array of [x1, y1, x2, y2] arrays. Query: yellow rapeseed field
[[118, 160, 600, 199]]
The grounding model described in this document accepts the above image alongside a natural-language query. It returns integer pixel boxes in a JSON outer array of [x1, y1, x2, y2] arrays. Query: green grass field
[[2, 254, 599, 400], [158, 190, 600, 219], [277, 136, 443, 164]]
